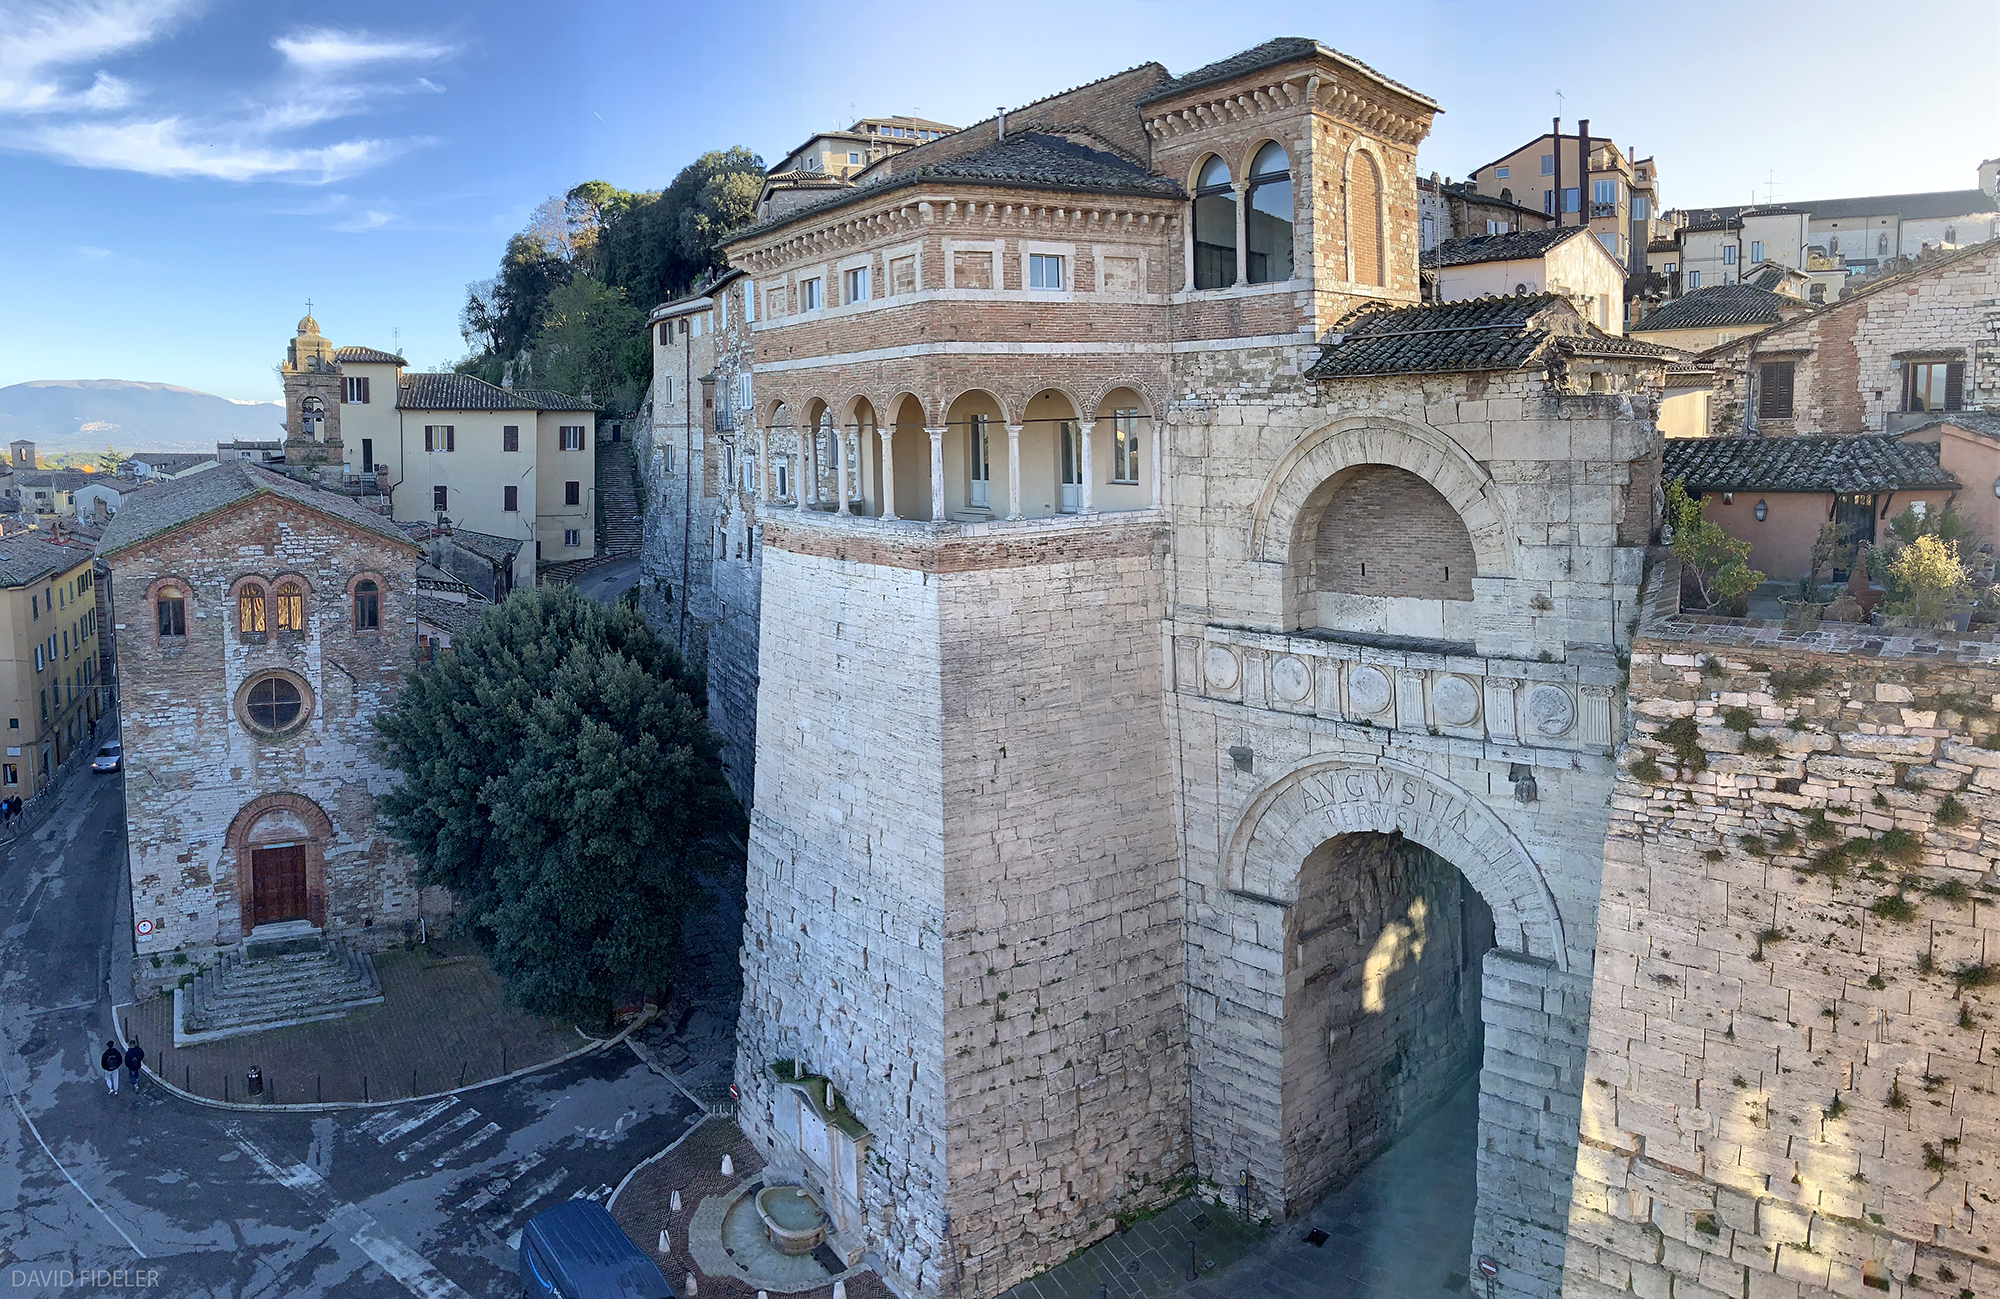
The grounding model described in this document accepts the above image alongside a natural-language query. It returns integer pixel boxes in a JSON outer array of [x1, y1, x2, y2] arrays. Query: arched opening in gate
[[1281, 831, 1493, 1222]]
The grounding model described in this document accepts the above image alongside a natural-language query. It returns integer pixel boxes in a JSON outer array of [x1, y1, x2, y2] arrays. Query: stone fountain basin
[[755, 1184, 825, 1256]]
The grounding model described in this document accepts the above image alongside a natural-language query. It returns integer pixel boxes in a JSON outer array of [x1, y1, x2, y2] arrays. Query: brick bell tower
[[281, 308, 343, 471]]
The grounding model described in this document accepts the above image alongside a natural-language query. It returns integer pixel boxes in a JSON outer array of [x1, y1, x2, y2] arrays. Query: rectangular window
[[799, 278, 822, 310], [846, 151, 861, 165], [1750, 240, 1764, 263], [1540, 154, 1554, 175], [503, 484, 518, 511], [1543, 190, 1554, 216], [743, 281, 755, 322], [662, 443, 675, 474], [564, 529, 581, 547], [1758, 362, 1796, 420], [1111, 409, 1141, 484], [844, 266, 869, 304], [30, 595, 36, 619], [889, 255, 917, 295], [158, 596, 185, 638], [1592, 178, 1618, 205], [1904, 361, 1964, 412], [775, 458, 790, 499], [1028, 253, 1064, 290], [3, 766, 15, 788], [433, 485, 448, 511], [565, 480, 581, 506], [1688, 270, 1700, 288], [659, 321, 672, 345], [425, 425, 455, 451], [343, 376, 370, 404], [503, 425, 519, 452], [1632, 195, 1649, 220], [33, 646, 41, 671], [560, 426, 586, 451], [1563, 188, 1579, 213], [1598, 232, 1619, 257], [1495, 166, 1509, 179], [967, 414, 990, 508], [662, 376, 675, 406], [1722, 245, 1738, 265]]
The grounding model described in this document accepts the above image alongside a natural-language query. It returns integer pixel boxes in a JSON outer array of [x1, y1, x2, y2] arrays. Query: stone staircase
[[596, 436, 642, 555], [175, 930, 384, 1045]]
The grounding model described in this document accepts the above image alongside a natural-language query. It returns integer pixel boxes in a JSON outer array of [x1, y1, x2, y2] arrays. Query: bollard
[[363, 1075, 369, 1103], [317, 1075, 323, 1103], [658, 1229, 670, 1253], [247, 1067, 263, 1097], [411, 1068, 417, 1097], [223, 1074, 229, 1103], [720, 1155, 733, 1176], [669, 1189, 681, 1213], [684, 1273, 697, 1296], [1188, 1241, 1198, 1281], [458, 1062, 467, 1088]]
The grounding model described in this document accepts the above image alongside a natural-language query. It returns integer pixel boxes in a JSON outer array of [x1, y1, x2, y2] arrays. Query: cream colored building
[[1422, 226, 1629, 332], [0, 528, 102, 795], [1465, 127, 1660, 271], [1628, 281, 1812, 353], [772, 115, 957, 180], [264, 323, 598, 587]]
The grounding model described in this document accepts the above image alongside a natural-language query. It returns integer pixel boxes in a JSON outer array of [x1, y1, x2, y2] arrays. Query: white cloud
[[272, 28, 458, 68], [75, 244, 110, 259], [330, 208, 395, 232], [0, 0, 195, 113], [31, 117, 421, 182]]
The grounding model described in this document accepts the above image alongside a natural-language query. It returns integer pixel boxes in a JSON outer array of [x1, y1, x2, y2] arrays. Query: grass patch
[[1876, 829, 1923, 863], [1722, 707, 1755, 732], [1770, 827, 1800, 852], [1931, 879, 1969, 902], [1954, 964, 1999, 991], [1871, 893, 1918, 923], [1888, 1078, 1909, 1110], [1743, 736, 1781, 757], [1937, 795, 1969, 827], [1825, 1094, 1847, 1120], [1630, 757, 1666, 785], [1660, 716, 1708, 773], [1769, 664, 1836, 700], [1740, 834, 1768, 856], [1699, 655, 1726, 679], [1806, 810, 1838, 841]]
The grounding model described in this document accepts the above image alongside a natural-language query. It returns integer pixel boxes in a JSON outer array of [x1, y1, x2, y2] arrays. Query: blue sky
[[2, 0, 1992, 402]]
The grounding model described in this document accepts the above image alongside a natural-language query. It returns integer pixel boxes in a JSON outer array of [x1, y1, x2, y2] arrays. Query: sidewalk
[[122, 936, 585, 1105]]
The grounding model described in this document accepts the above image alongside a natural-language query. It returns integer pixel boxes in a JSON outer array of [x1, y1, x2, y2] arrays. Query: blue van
[[518, 1200, 675, 1299]]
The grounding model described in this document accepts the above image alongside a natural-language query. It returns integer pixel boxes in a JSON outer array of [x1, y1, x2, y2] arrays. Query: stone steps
[[176, 938, 383, 1043], [597, 438, 642, 555]]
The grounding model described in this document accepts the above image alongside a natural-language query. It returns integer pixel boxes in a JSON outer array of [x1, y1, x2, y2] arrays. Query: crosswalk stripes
[[433, 1122, 503, 1169], [395, 1109, 483, 1162], [457, 1152, 544, 1214], [376, 1098, 457, 1144], [354, 1099, 595, 1242]]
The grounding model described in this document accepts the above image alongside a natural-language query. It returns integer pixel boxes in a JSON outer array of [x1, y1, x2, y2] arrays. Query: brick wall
[[1564, 569, 2000, 1299], [1313, 463, 1478, 599]]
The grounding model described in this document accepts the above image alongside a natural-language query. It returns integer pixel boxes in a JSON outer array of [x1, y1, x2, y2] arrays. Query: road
[[570, 552, 641, 606], [0, 766, 700, 1297]]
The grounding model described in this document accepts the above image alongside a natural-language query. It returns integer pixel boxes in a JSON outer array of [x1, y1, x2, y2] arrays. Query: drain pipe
[[1550, 116, 1561, 227]]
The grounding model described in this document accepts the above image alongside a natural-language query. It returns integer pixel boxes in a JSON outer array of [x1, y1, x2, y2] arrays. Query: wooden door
[[250, 845, 307, 926]]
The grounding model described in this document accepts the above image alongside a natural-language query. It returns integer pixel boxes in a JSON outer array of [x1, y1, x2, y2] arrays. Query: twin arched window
[[239, 585, 266, 639], [275, 582, 304, 632], [1192, 144, 1296, 290]]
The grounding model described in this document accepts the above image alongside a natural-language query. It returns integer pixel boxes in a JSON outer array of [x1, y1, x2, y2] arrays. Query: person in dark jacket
[[101, 1040, 123, 1094], [123, 1040, 144, 1088]]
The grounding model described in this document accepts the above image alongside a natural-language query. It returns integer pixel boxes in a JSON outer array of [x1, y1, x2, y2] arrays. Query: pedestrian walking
[[123, 1039, 144, 1089], [100, 1040, 122, 1094]]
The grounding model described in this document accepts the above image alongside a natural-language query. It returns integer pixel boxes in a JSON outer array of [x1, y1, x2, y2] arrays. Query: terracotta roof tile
[[1662, 434, 1959, 494]]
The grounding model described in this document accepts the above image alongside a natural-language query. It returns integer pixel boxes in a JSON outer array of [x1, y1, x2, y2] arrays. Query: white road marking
[[431, 1121, 502, 1168], [232, 1131, 472, 1299], [394, 1109, 480, 1161], [459, 1152, 542, 1212], [352, 1108, 408, 1137], [376, 1098, 457, 1144], [2, 1087, 147, 1257], [510, 1167, 570, 1217]]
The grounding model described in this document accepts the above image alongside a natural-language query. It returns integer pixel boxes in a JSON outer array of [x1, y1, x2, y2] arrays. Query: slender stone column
[[1233, 181, 1249, 286], [878, 427, 898, 521], [758, 426, 771, 501], [806, 424, 821, 507], [1005, 424, 1023, 520], [925, 426, 947, 522], [794, 431, 808, 511], [1078, 419, 1096, 513], [835, 424, 851, 516]]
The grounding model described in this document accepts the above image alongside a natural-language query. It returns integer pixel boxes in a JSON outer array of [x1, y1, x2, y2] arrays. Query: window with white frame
[[800, 278, 822, 310], [559, 425, 586, 451], [967, 414, 991, 508], [1688, 270, 1700, 288], [662, 376, 675, 406], [1495, 166, 1509, 179], [1750, 240, 1764, 263], [775, 457, 791, 499], [663, 443, 675, 474], [844, 266, 868, 304], [1111, 409, 1141, 484], [1722, 245, 1738, 265], [1028, 254, 1064, 290], [564, 529, 580, 547]]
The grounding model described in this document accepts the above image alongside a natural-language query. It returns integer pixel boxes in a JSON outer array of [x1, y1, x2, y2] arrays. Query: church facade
[[647, 37, 1676, 1299]]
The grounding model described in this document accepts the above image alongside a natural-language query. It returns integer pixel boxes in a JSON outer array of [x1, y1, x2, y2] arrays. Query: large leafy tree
[[375, 587, 735, 1023], [535, 276, 647, 412]]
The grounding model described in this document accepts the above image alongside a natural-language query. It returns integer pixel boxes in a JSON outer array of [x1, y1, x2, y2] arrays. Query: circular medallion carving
[[1347, 665, 1392, 715], [1270, 655, 1311, 703], [1432, 674, 1480, 727], [1527, 684, 1575, 737], [1201, 646, 1240, 691]]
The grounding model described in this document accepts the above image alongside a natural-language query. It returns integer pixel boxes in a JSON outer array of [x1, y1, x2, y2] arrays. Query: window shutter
[[446, 426, 456, 452], [424, 426, 434, 452], [360, 376, 370, 404], [1758, 362, 1795, 420], [1945, 361, 1964, 411]]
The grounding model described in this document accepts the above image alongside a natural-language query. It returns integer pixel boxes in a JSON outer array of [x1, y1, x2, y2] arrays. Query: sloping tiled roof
[[18, 470, 96, 491], [334, 346, 406, 365], [1631, 284, 1797, 333], [130, 452, 214, 473], [1663, 434, 1960, 494], [396, 374, 592, 413], [1142, 36, 1437, 110], [416, 592, 486, 638], [1698, 239, 1999, 360], [511, 388, 598, 412], [1307, 294, 1671, 380], [1676, 191, 1996, 230], [99, 460, 416, 557], [1422, 226, 1589, 269], [1899, 411, 2000, 442], [0, 530, 95, 586]]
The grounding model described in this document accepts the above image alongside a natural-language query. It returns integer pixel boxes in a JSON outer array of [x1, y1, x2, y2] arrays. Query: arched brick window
[[1350, 151, 1385, 288], [352, 579, 379, 630], [274, 581, 304, 633], [237, 583, 266, 639]]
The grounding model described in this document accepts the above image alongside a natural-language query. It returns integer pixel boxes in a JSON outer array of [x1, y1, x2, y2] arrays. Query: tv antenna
[[1554, 90, 1564, 120], [1762, 170, 1781, 206]]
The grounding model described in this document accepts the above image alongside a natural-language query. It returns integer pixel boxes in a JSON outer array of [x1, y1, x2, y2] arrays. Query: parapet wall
[[1564, 561, 2000, 1299]]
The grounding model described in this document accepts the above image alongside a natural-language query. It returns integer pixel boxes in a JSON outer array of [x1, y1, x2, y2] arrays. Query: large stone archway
[[226, 791, 333, 934], [1193, 755, 1593, 1299]]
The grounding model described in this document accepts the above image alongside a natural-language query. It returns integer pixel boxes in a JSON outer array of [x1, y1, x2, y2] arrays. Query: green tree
[[98, 444, 128, 475], [1887, 533, 1969, 625], [536, 276, 645, 411], [374, 587, 736, 1023], [1666, 479, 1763, 611]]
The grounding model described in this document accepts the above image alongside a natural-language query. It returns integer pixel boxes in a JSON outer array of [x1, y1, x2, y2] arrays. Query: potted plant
[[1879, 533, 1970, 630], [1667, 480, 1764, 616]]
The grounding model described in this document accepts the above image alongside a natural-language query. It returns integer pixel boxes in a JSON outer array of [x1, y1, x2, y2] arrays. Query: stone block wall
[[113, 493, 426, 978], [1564, 570, 2000, 1299]]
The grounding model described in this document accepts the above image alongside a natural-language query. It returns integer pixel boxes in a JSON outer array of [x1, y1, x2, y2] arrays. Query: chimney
[[997, 107, 1006, 142], [1551, 117, 1562, 227], [1578, 119, 1591, 224]]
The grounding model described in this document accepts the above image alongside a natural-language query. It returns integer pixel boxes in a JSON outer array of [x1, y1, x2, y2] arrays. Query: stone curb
[[110, 1002, 658, 1113], [605, 1111, 711, 1213]]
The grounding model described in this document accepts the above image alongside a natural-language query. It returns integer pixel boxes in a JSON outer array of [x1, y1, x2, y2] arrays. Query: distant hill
[[0, 380, 282, 453]]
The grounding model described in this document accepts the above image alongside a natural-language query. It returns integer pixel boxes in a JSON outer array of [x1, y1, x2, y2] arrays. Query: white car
[[91, 742, 122, 773]]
